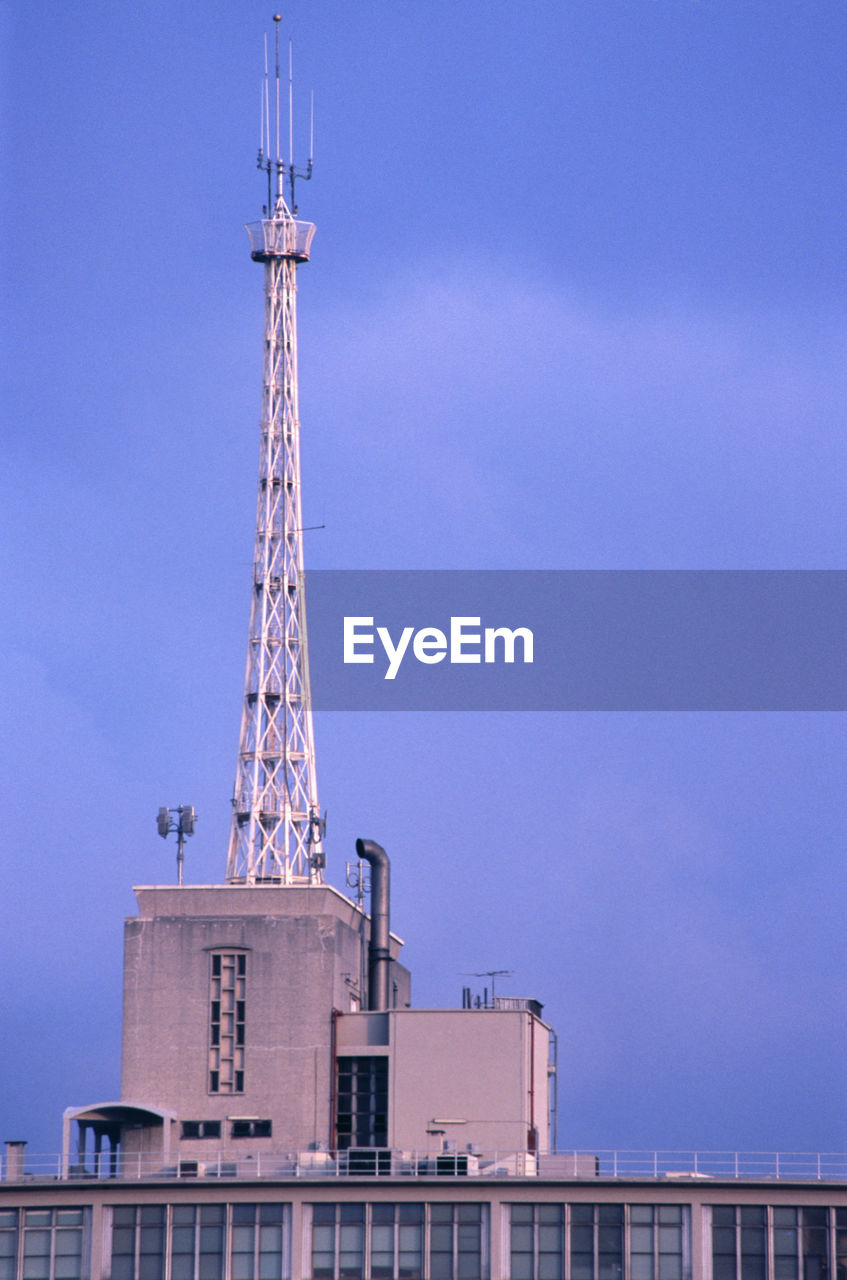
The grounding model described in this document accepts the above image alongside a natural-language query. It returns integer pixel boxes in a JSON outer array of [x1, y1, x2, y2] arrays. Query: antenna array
[[258, 15, 314, 217]]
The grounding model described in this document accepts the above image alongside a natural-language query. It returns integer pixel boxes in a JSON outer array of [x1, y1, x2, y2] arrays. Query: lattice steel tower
[[226, 17, 324, 885]]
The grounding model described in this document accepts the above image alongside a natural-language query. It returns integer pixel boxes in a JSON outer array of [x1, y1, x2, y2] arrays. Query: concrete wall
[[336, 1008, 551, 1154], [121, 885, 409, 1156]]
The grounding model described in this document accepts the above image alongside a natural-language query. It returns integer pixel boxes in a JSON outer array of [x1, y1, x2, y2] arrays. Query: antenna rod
[[274, 13, 282, 201], [264, 35, 271, 147], [289, 40, 294, 172], [262, 36, 272, 211]]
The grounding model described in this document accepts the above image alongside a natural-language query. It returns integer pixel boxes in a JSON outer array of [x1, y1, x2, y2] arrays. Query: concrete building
[[2, 836, 846, 1280], [54, 873, 548, 1177]]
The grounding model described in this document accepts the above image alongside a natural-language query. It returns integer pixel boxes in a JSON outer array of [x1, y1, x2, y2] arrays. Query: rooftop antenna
[[256, 14, 314, 217], [288, 38, 294, 173], [463, 970, 514, 1002], [157, 806, 196, 886], [259, 35, 272, 213], [228, 16, 323, 885]]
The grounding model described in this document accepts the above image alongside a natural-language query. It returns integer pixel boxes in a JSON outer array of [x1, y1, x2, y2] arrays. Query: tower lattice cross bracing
[[226, 204, 323, 886]]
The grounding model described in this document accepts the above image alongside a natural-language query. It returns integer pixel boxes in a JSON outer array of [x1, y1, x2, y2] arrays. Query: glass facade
[[0, 1196, 844, 1280], [509, 1204, 688, 1280], [310, 1203, 487, 1280]]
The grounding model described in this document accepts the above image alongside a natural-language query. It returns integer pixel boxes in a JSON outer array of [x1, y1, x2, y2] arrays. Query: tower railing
[[245, 217, 316, 262]]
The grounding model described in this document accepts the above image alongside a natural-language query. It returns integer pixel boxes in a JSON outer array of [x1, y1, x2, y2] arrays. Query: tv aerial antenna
[[258, 14, 314, 216], [464, 969, 514, 1000]]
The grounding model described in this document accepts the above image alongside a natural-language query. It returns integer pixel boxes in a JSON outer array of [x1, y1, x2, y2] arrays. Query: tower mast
[[226, 15, 323, 885]]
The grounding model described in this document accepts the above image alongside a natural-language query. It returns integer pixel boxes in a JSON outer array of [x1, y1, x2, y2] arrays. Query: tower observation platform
[[245, 217, 315, 262]]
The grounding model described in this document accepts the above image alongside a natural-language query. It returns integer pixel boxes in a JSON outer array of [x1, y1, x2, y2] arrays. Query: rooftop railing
[[3, 1150, 846, 1184]]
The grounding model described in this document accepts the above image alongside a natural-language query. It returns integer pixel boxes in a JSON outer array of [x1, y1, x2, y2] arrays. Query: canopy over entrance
[[61, 1102, 176, 1177]]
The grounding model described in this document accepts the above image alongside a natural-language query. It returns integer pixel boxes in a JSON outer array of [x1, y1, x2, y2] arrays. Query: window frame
[[107, 1203, 290, 1280], [506, 1203, 690, 1280], [307, 1202, 489, 1280], [208, 951, 247, 1096], [708, 1206, 844, 1280], [0, 1208, 90, 1280]]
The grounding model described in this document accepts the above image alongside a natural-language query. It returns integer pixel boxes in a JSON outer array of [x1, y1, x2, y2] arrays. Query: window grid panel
[[835, 1211, 847, 1280], [108, 1204, 290, 1280], [708, 1206, 846, 1280], [0, 1212, 19, 1280], [308, 1203, 487, 1280], [7, 1210, 89, 1280], [210, 952, 246, 1094], [801, 1209, 829, 1280], [335, 1058, 388, 1151], [508, 1204, 689, 1280]]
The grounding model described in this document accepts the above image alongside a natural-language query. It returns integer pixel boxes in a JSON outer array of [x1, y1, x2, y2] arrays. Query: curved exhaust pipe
[[355, 838, 390, 1012]]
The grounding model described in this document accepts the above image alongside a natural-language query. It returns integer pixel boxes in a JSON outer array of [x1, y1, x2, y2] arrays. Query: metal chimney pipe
[[355, 838, 390, 1012]]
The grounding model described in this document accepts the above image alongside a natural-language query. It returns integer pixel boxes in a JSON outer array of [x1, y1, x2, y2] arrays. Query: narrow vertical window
[[835, 1211, 847, 1280], [773, 1210, 798, 1280], [0, 1211, 18, 1280], [169, 1207, 195, 1280], [630, 1206, 655, 1280], [338, 1205, 365, 1280], [111, 1207, 138, 1280], [53, 1212, 85, 1280], [711, 1207, 767, 1280], [209, 951, 246, 1094], [311, 1205, 337, 1280], [429, 1204, 455, 1280], [598, 1205, 623, 1280], [197, 1206, 225, 1280], [571, 1205, 596, 1280], [137, 1206, 165, 1280], [335, 1057, 388, 1149], [509, 1205, 535, 1280], [802, 1210, 829, 1280]]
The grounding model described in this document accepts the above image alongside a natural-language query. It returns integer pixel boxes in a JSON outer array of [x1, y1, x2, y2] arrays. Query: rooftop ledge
[[127, 883, 405, 949], [3, 1150, 846, 1185]]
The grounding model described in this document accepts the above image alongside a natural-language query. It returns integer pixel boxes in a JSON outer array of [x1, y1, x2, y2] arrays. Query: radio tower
[[226, 15, 324, 886]]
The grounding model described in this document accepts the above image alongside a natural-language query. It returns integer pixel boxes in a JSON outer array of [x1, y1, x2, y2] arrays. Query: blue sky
[[2, 1, 846, 1155]]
